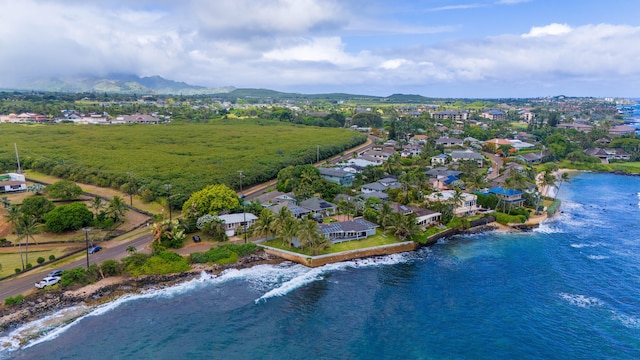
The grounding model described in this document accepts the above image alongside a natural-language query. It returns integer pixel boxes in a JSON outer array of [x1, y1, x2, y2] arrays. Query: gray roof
[[361, 182, 388, 192], [435, 137, 463, 145], [299, 197, 337, 211], [425, 167, 462, 178], [318, 167, 354, 178], [450, 150, 484, 160], [319, 219, 378, 234], [269, 203, 311, 217], [360, 191, 389, 200]]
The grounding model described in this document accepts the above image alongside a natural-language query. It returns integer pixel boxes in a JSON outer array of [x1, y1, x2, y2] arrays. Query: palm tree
[[106, 196, 128, 223], [296, 219, 323, 254], [126, 245, 137, 255], [3, 206, 21, 233], [308, 232, 330, 256], [17, 214, 40, 265], [555, 172, 570, 199], [541, 171, 557, 197], [388, 213, 419, 241], [506, 170, 528, 191], [90, 195, 103, 215], [378, 202, 393, 232], [281, 217, 300, 248], [468, 174, 487, 191], [451, 188, 464, 216], [251, 208, 275, 241], [272, 207, 294, 246]]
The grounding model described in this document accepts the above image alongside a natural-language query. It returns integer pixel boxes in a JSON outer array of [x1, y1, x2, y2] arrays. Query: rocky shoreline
[[0, 251, 282, 333]]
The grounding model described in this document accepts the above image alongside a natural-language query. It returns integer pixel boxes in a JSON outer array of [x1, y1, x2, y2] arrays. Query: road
[[483, 151, 503, 180], [0, 234, 152, 301]]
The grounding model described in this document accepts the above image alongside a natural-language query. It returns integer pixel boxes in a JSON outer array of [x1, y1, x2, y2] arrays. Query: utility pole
[[238, 170, 247, 244], [14, 143, 22, 173], [165, 184, 172, 222], [317, 145, 320, 164]]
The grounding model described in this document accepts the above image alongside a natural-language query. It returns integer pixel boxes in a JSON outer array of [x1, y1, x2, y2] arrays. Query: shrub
[[101, 259, 123, 277], [15, 268, 21, 274], [37, 257, 45, 264], [60, 267, 89, 287], [126, 251, 189, 276], [495, 212, 526, 225], [25, 263, 33, 269], [189, 243, 258, 264], [5, 294, 25, 306], [49, 255, 56, 261]]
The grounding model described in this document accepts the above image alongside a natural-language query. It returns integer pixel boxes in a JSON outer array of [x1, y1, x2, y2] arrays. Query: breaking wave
[[559, 293, 604, 308]]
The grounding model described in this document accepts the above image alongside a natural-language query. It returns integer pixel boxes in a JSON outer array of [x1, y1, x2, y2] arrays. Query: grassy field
[[0, 246, 77, 277], [0, 120, 366, 195]]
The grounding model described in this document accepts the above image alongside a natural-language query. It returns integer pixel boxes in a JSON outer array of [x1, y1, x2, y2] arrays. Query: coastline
[[0, 209, 557, 340], [0, 251, 283, 334]]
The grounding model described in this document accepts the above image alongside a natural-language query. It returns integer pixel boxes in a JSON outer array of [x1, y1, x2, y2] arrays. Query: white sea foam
[[533, 221, 564, 234], [611, 311, 640, 329], [255, 252, 415, 303], [586, 255, 609, 260], [559, 293, 604, 308], [570, 242, 605, 249]]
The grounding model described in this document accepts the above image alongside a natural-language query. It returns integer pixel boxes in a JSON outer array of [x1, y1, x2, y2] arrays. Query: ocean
[[2, 172, 640, 359], [619, 100, 640, 134]]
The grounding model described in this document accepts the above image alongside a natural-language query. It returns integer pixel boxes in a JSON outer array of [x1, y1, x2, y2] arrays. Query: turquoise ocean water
[[2, 172, 640, 359]]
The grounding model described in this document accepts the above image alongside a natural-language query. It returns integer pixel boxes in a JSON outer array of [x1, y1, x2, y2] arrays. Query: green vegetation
[[262, 229, 402, 255], [126, 251, 190, 276], [4, 294, 25, 306], [189, 243, 258, 264], [494, 212, 527, 225], [0, 121, 366, 204]]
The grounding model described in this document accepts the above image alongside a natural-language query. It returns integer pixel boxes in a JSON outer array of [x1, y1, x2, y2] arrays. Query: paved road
[[0, 234, 152, 301], [483, 151, 503, 180]]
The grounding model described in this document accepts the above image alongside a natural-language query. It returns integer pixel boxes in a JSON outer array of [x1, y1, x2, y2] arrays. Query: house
[[0, 173, 27, 193], [299, 197, 337, 217], [450, 150, 484, 167], [425, 167, 461, 180], [269, 203, 311, 219], [318, 219, 378, 244], [401, 144, 422, 158], [424, 190, 480, 217], [517, 151, 550, 164], [318, 167, 355, 187], [508, 139, 535, 150], [254, 191, 296, 207], [361, 178, 401, 194], [217, 213, 258, 236], [410, 135, 428, 144], [483, 187, 525, 207], [360, 191, 389, 202], [112, 114, 161, 124], [557, 123, 593, 133], [519, 111, 534, 123], [584, 148, 631, 163], [435, 137, 464, 147], [480, 109, 506, 121], [413, 208, 442, 227], [347, 157, 383, 167], [433, 110, 469, 121], [609, 125, 636, 136], [431, 154, 448, 166], [484, 138, 513, 148]]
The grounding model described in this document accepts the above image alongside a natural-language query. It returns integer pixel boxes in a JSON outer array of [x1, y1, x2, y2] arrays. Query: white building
[[217, 213, 258, 236], [0, 173, 27, 193]]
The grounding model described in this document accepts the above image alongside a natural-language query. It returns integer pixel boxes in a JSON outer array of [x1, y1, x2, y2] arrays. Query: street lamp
[[238, 170, 247, 244], [165, 184, 172, 222], [83, 228, 90, 269]]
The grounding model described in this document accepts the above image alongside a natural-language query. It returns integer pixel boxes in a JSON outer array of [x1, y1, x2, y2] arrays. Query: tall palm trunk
[[18, 240, 24, 270]]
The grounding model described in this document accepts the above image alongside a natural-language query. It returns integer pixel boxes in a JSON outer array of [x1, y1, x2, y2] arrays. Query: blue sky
[[1, 0, 640, 98]]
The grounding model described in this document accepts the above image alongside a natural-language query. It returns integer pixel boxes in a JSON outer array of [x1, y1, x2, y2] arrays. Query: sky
[[1, 0, 640, 98]]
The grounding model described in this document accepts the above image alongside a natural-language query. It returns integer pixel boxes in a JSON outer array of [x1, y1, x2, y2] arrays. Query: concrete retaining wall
[[261, 242, 417, 268]]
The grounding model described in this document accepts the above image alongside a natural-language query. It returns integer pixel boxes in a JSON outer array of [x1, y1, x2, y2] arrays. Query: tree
[[90, 195, 103, 215], [126, 246, 137, 255], [152, 219, 185, 249], [251, 208, 275, 240], [17, 214, 41, 266], [467, 174, 487, 191], [296, 219, 324, 254], [181, 184, 239, 218], [44, 202, 94, 233], [106, 196, 128, 223], [272, 207, 294, 246], [27, 183, 45, 194], [388, 213, 419, 241], [378, 203, 393, 232], [47, 180, 83, 200], [555, 172, 570, 199], [541, 171, 558, 198], [20, 195, 54, 223]]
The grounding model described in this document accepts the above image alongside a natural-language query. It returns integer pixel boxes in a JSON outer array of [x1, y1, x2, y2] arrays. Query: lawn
[[262, 230, 403, 256], [0, 246, 76, 277]]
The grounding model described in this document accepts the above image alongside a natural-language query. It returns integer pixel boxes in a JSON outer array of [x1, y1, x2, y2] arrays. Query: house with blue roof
[[481, 187, 525, 209]]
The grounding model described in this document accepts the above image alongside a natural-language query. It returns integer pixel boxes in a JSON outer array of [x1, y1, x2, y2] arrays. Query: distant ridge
[[19, 74, 234, 95]]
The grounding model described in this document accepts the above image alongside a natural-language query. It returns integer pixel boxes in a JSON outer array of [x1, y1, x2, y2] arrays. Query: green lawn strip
[[262, 230, 403, 256], [0, 248, 67, 276]]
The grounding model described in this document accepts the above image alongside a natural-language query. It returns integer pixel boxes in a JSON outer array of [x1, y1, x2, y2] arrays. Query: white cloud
[[497, 0, 531, 4], [522, 23, 573, 38]]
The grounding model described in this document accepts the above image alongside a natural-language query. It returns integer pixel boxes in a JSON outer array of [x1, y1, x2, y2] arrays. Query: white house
[[217, 213, 258, 236], [425, 190, 479, 217], [0, 173, 27, 193]]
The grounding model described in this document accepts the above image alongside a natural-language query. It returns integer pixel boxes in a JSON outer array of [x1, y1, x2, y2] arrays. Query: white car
[[35, 276, 61, 289]]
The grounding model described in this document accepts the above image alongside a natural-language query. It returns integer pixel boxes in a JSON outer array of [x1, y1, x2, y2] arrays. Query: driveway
[[483, 151, 503, 180]]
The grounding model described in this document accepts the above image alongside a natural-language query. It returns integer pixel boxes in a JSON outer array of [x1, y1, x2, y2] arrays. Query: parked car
[[192, 235, 201, 243], [47, 270, 63, 277], [88, 246, 102, 254], [35, 276, 61, 289]]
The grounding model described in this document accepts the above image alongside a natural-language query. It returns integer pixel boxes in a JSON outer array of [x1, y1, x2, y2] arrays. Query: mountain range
[[17, 74, 234, 95]]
